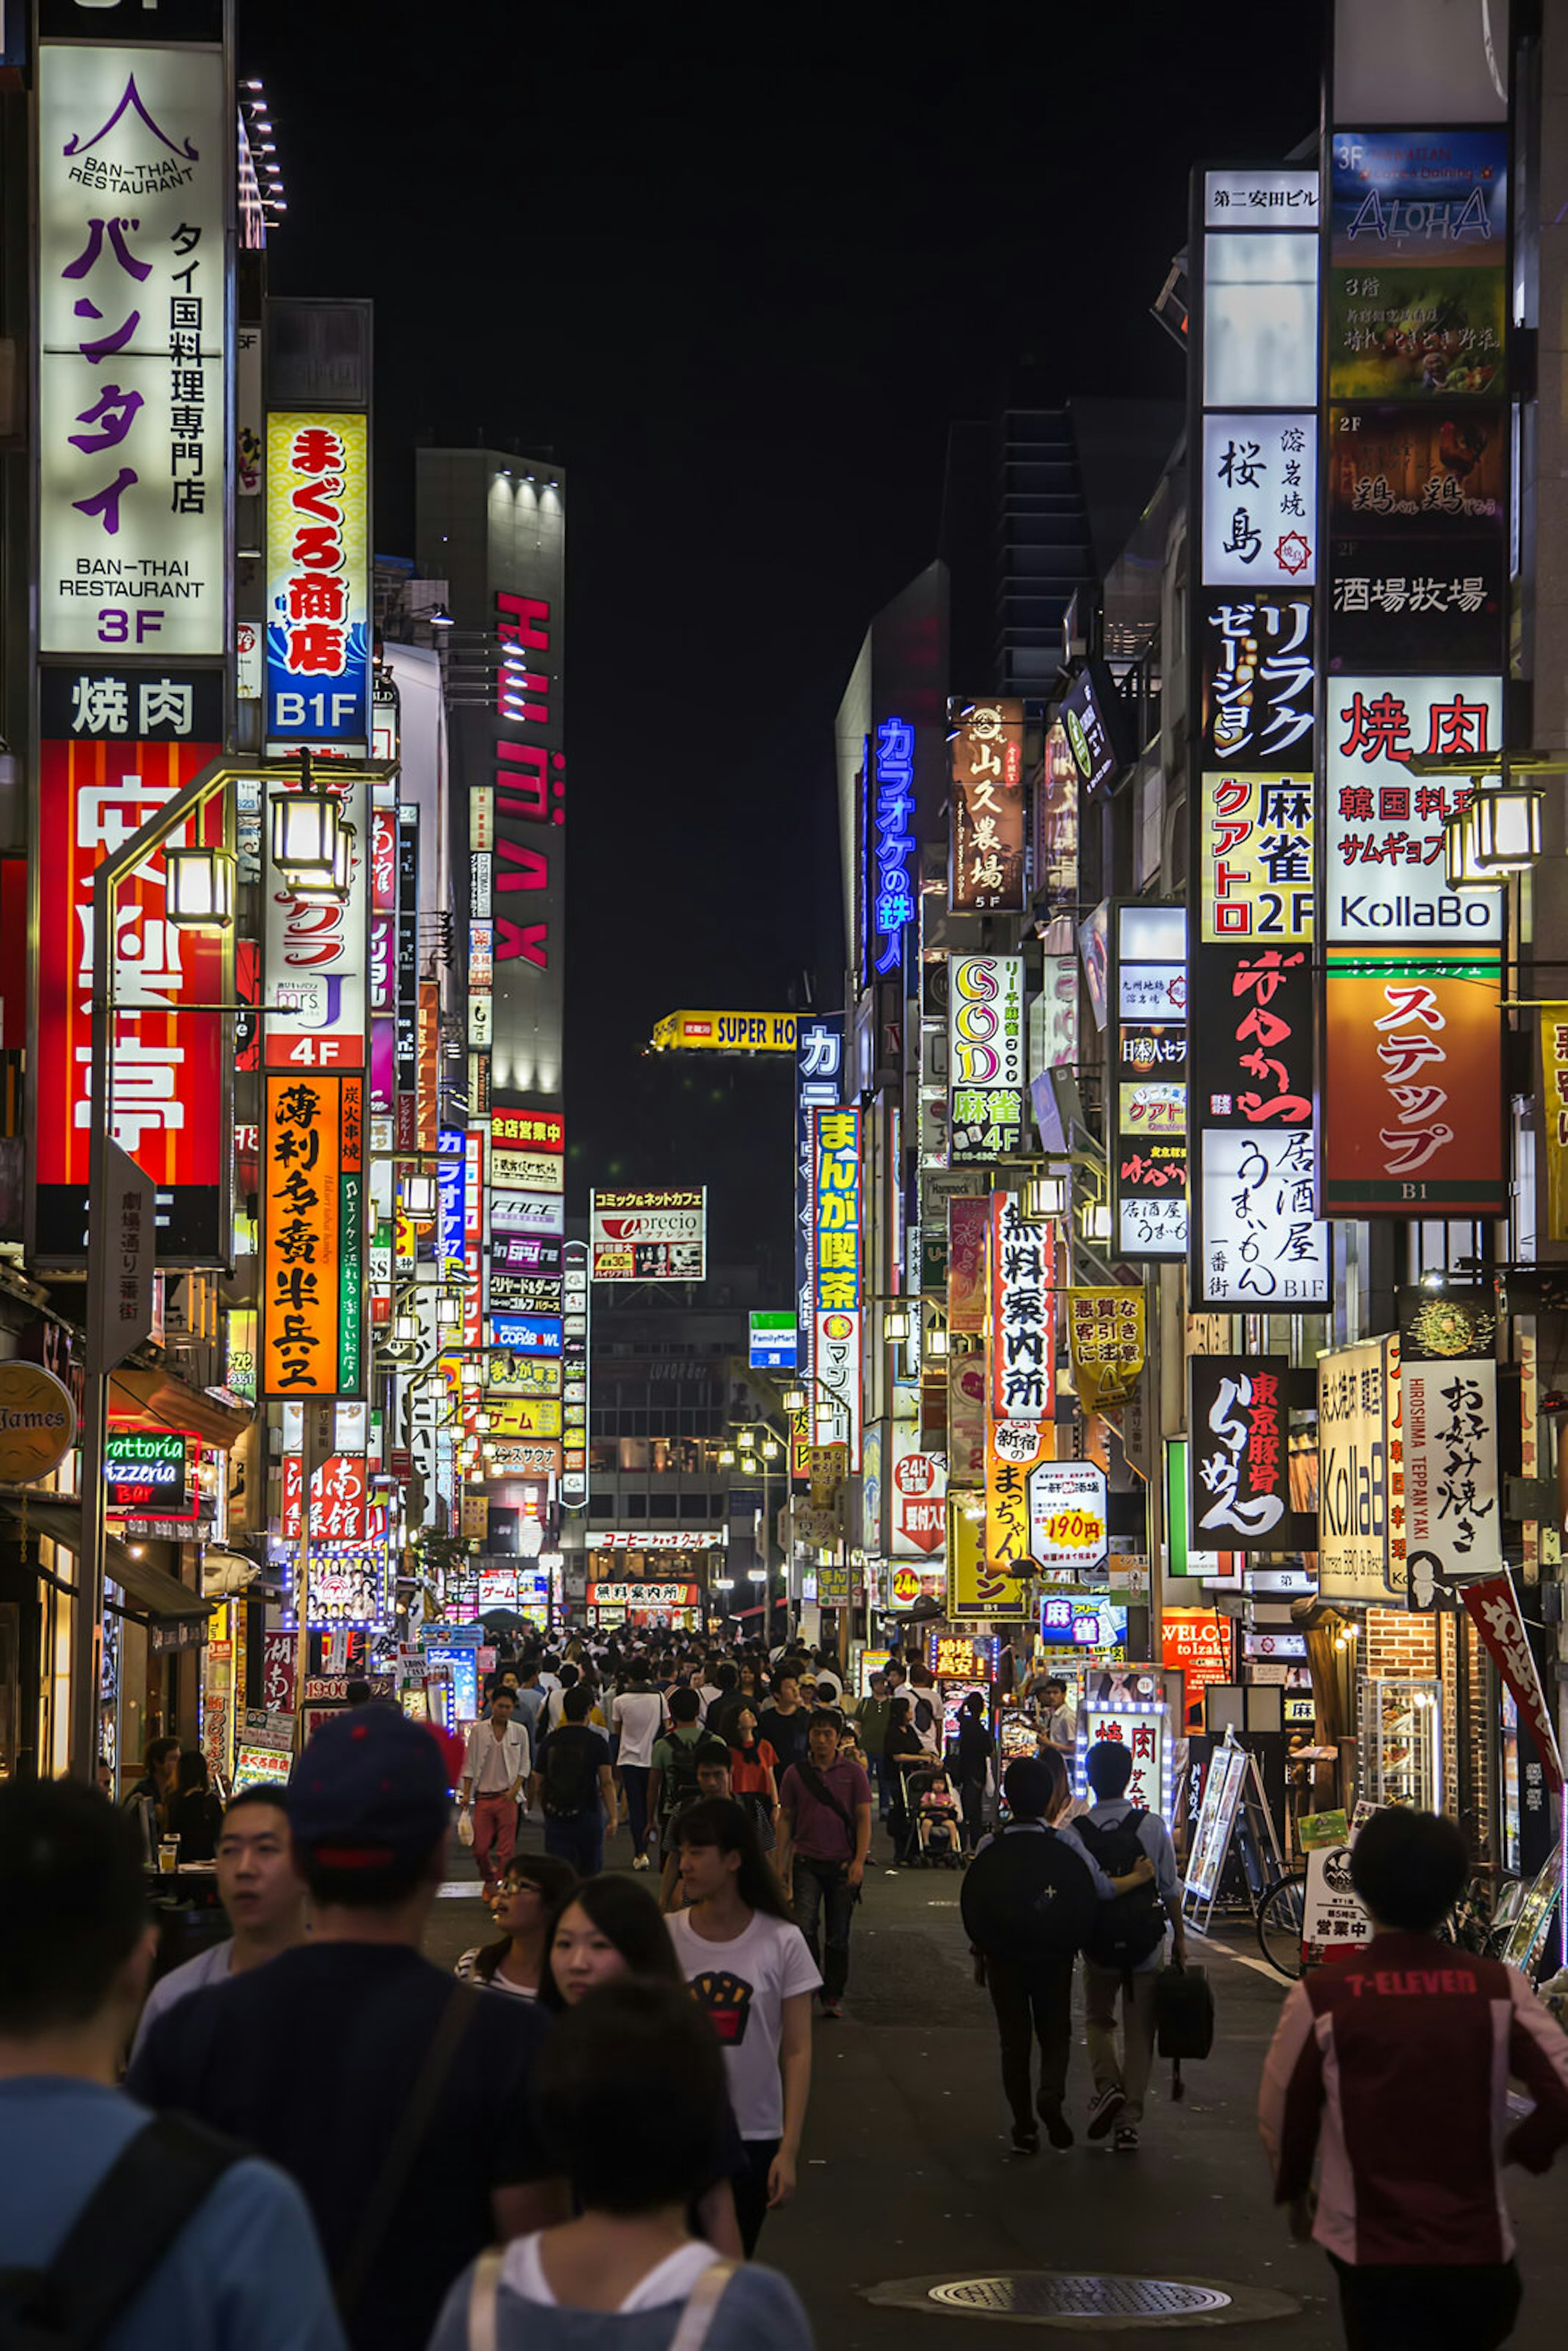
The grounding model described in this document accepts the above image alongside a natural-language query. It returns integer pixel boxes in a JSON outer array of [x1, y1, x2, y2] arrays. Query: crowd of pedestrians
[[10, 1624, 1568, 2349]]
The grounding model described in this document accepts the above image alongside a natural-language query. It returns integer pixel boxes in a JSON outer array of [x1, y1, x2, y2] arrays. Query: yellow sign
[[809, 1443, 846, 1505], [946, 1495, 1032, 1621], [486, 1354, 561, 1398], [490, 1149, 564, 1194], [1544, 1006, 1568, 1240], [650, 1010, 797, 1054], [486, 1397, 562, 1439], [1065, 1287, 1146, 1414], [0, 1362, 77, 1483], [986, 1416, 1054, 1584]]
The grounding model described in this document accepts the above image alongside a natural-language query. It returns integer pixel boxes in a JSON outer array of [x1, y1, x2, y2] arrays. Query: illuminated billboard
[[590, 1189, 706, 1282], [265, 412, 370, 750]]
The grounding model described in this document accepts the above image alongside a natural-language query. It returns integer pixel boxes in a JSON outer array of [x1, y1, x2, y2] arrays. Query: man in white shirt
[[460, 1687, 530, 1889], [130, 1786, 307, 2059], [1037, 1676, 1078, 1754], [610, 1661, 665, 1871]]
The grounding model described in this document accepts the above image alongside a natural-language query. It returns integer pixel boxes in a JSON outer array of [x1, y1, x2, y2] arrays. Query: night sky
[[251, 4, 1323, 1282]]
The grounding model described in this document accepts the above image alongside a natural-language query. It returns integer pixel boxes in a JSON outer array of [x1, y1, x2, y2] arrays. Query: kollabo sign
[[1316, 1336, 1404, 1603], [0, 1363, 78, 1483]]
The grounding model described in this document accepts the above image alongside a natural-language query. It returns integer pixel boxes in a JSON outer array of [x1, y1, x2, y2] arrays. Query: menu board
[[1184, 1741, 1249, 1903]]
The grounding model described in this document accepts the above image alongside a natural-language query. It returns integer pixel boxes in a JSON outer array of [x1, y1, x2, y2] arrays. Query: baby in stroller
[[906, 1763, 963, 1868]]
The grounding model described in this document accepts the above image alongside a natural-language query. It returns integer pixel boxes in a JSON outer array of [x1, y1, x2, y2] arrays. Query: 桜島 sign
[[1200, 415, 1316, 587], [1187, 1356, 1292, 1550], [261, 1071, 364, 1398], [1403, 1358, 1501, 1584], [949, 955, 1024, 1160], [38, 42, 229, 655], [1027, 1460, 1108, 1575], [948, 697, 1027, 914], [265, 413, 370, 750], [1317, 1336, 1403, 1603], [990, 1191, 1054, 1421]]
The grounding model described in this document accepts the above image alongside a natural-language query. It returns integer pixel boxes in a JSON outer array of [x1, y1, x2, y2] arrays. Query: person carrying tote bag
[[429, 1979, 812, 2351]]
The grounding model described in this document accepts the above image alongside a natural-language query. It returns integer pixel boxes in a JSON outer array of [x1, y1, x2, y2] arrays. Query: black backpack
[[0, 2114, 241, 2349], [657, 1728, 706, 1820], [960, 1824, 1098, 1963], [541, 1730, 599, 1822], [1074, 1808, 1167, 1972]]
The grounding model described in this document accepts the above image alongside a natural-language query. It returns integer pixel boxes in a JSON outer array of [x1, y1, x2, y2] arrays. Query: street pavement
[[426, 1813, 1568, 2346]]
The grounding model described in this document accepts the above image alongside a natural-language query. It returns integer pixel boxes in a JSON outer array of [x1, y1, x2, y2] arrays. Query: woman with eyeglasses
[[454, 1853, 579, 1999]]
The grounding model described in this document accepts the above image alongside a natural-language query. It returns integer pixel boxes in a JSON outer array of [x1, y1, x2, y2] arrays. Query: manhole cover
[[862, 2269, 1301, 2330], [934, 2278, 1229, 2317]]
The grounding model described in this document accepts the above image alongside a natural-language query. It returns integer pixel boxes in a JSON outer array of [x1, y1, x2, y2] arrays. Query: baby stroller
[[905, 1763, 963, 1868]]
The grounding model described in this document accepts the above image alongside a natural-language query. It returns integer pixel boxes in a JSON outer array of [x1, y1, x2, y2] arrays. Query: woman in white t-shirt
[[453, 1852, 577, 1999], [430, 1979, 811, 2351], [665, 1796, 820, 2256]]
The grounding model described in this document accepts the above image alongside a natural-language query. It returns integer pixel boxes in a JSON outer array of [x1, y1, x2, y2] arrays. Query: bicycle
[[1255, 1869, 1308, 1979]]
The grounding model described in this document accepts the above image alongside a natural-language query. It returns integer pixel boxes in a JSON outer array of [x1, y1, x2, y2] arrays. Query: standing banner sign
[[1460, 1574, 1563, 1793]]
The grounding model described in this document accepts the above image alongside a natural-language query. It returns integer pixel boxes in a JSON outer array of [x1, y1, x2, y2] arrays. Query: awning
[[2, 1501, 215, 1624], [108, 1365, 252, 1453]]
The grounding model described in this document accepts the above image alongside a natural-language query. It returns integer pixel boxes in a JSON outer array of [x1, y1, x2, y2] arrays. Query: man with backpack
[[648, 1684, 712, 1840], [777, 1710, 872, 2020], [962, 1756, 1154, 2153], [528, 1683, 615, 1878], [1073, 1737, 1186, 2151], [0, 1777, 346, 2351]]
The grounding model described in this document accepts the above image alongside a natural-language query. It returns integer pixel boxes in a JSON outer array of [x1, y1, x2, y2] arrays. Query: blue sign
[[867, 715, 915, 977], [749, 1313, 797, 1370], [437, 1128, 466, 1280], [490, 1313, 563, 1356], [795, 1013, 844, 1371], [423, 1644, 479, 1724]]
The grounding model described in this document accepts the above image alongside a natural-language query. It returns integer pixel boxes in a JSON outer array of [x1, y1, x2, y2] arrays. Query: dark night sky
[[250, 4, 1324, 1282]]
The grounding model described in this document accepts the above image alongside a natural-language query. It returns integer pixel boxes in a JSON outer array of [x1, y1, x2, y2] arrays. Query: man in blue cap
[[131, 1704, 563, 2351]]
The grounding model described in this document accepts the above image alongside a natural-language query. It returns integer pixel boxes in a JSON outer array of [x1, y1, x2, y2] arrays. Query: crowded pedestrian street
[[8, 2, 1568, 2347]]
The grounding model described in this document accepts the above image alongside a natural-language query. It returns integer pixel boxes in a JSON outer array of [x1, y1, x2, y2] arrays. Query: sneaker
[[1085, 2086, 1126, 2141], [1010, 2122, 1040, 2156], [820, 1995, 843, 2019], [631, 1853, 650, 1871], [1036, 2097, 1074, 2151], [1113, 2124, 1140, 2153]]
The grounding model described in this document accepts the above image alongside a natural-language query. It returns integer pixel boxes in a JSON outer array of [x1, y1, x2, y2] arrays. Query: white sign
[[1302, 1845, 1373, 1967], [587, 1581, 698, 1610], [1027, 1460, 1108, 1572], [1201, 414, 1316, 587], [596, 1531, 718, 1552], [1204, 169, 1320, 228], [1403, 1358, 1502, 1586], [264, 768, 369, 1065], [1318, 1336, 1403, 1603], [949, 953, 1024, 1087], [891, 1434, 947, 1559], [39, 44, 228, 656], [1080, 1703, 1165, 1815], [1199, 1128, 1330, 1306], [1325, 674, 1504, 944], [492, 1190, 566, 1238]]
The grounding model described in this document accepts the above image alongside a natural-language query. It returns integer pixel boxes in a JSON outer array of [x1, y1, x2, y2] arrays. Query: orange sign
[[262, 1071, 363, 1398], [1323, 955, 1503, 1216]]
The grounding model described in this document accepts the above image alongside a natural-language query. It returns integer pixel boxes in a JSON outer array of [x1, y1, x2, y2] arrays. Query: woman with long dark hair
[[664, 1798, 819, 2255], [166, 1749, 223, 1863], [542, 1872, 743, 2258], [454, 1852, 578, 1999]]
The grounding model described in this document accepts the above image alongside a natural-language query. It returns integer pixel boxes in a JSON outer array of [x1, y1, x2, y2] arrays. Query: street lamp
[[165, 845, 237, 931], [882, 1304, 912, 1345], [782, 1384, 806, 1415], [401, 1171, 437, 1221], [269, 788, 340, 881]]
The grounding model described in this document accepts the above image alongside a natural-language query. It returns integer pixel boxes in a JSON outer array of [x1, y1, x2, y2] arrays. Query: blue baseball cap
[[288, 1703, 450, 1875]]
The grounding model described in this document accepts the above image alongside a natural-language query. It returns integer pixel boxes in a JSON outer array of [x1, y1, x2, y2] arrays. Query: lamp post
[[71, 759, 236, 1780]]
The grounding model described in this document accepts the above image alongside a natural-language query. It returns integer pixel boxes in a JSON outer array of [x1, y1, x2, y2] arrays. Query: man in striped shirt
[[1259, 1808, 1568, 2349]]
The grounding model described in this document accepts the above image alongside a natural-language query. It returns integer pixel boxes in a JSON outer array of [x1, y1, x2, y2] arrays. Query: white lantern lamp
[[166, 845, 236, 931]]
